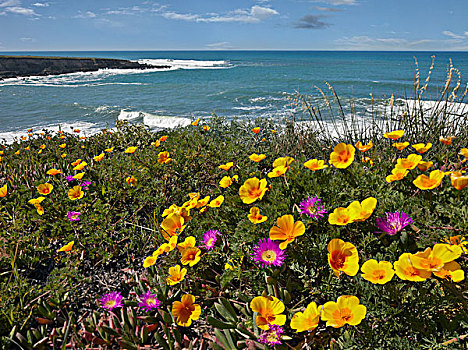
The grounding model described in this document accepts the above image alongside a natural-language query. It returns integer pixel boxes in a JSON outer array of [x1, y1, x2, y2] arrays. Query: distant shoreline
[[0, 55, 171, 80]]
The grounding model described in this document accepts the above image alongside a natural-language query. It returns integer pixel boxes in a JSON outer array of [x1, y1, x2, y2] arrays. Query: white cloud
[[74, 11, 97, 19], [32, 2, 48, 7], [442, 30, 465, 39], [5, 6, 37, 15], [20, 37, 35, 42], [0, 0, 20, 7], [161, 5, 279, 23], [205, 41, 234, 49]]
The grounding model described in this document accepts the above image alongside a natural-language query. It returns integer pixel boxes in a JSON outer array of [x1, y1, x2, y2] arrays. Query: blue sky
[[0, 0, 467, 51]]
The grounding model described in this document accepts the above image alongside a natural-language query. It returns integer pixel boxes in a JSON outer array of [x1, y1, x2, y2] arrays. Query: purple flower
[[138, 290, 160, 312], [203, 229, 220, 250], [80, 181, 91, 190], [67, 211, 81, 222], [252, 238, 285, 268], [376, 212, 413, 235], [299, 195, 327, 220], [100, 291, 123, 311], [259, 325, 284, 346], [66, 175, 74, 182]]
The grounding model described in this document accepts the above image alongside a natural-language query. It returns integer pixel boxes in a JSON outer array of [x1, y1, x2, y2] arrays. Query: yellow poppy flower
[[304, 159, 328, 171], [290, 302, 321, 332], [360, 259, 395, 284], [105, 147, 114, 153], [355, 140, 373, 152], [191, 118, 199, 126], [177, 236, 196, 253], [248, 207, 267, 224], [0, 184, 7, 197], [202, 125, 210, 131], [40, 144, 46, 149], [208, 195, 224, 208], [196, 195, 210, 208], [249, 153, 266, 162], [218, 162, 234, 171], [273, 156, 294, 168], [439, 136, 454, 146], [15, 150, 20, 155], [442, 235, 467, 254], [413, 170, 445, 190], [172, 294, 201, 327], [252, 127, 261, 134], [124, 146, 137, 154], [126, 176, 137, 186], [267, 165, 288, 178], [450, 171, 468, 190], [269, 214, 305, 250], [57, 241, 74, 252], [412, 143, 432, 154], [239, 177, 268, 204], [459, 148, 468, 160], [143, 255, 157, 268], [396, 154, 422, 170], [37, 183, 53, 196], [394, 253, 432, 281], [362, 156, 374, 167], [35, 204, 44, 215], [167, 265, 187, 285], [59, 143, 67, 148], [329, 143, 355, 169], [250, 296, 286, 330], [71, 159, 81, 166], [417, 161, 433, 172], [384, 130, 404, 140], [73, 172, 85, 180], [61, 153, 67, 158], [386, 166, 409, 183], [93, 153, 105, 162], [433, 261, 464, 282], [347, 197, 377, 222], [159, 135, 168, 142], [73, 161, 87, 171], [219, 176, 233, 188], [46, 169, 63, 176], [327, 239, 359, 277], [161, 213, 186, 240], [180, 247, 201, 267], [28, 197, 45, 205], [328, 207, 355, 226], [68, 186, 84, 200], [24, 146, 30, 151], [410, 244, 462, 272], [321, 296, 366, 328]]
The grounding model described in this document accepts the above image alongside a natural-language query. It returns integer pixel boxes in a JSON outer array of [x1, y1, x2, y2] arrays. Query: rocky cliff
[[0, 56, 170, 79]]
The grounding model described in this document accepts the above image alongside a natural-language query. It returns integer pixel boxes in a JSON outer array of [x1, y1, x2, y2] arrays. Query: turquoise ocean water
[[0, 51, 467, 141]]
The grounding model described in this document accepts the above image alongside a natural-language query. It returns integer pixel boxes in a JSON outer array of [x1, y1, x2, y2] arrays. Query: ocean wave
[[233, 105, 270, 111], [137, 59, 231, 70], [118, 110, 142, 121], [142, 113, 191, 129]]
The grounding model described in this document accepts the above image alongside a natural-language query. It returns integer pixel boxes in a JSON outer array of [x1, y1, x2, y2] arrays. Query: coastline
[[0, 55, 171, 80]]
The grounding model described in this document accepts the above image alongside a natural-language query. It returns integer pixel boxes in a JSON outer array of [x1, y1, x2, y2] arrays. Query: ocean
[[1, 51, 467, 142]]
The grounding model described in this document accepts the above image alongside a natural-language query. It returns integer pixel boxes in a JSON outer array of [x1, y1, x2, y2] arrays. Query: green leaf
[[215, 303, 237, 323], [207, 316, 236, 330]]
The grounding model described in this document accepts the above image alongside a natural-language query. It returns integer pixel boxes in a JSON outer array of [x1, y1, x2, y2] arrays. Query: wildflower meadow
[[1, 65, 468, 349]]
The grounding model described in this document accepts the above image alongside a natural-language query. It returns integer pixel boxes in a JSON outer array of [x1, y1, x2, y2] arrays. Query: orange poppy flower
[[250, 296, 286, 330], [394, 253, 432, 281], [0, 184, 7, 197], [58, 241, 74, 252], [248, 207, 268, 224], [432, 261, 465, 282], [93, 153, 105, 162], [321, 296, 366, 328], [386, 166, 409, 183], [59, 143, 67, 148], [218, 162, 234, 171], [161, 213, 186, 239], [159, 135, 168, 142], [412, 143, 432, 154], [273, 156, 294, 168], [191, 118, 199, 126], [73, 161, 87, 171], [410, 244, 462, 272], [392, 142, 409, 150], [126, 176, 137, 186], [68, 186, 84, 200], [360, 259, 395, 284], [450, 171, 468, 190], [417, 161, 433, 172], [328, 207, 355, 226], [46, 169, 63, 176], [396, 154, 422, 170], [347, 197, 377, 222], [252, 127, 261, 134], [172, 294, 201, 327], [124, 146, 137, 154], [167, 265, 187, 285], [290, 302, 321, 333], [208, 195, 224, 208], [304, 159, 328, 171], [105, 147, 114, 152], [202, 125, 210, 131], [269, 214, 305, 250], [249, 153, 266, 162], [355, 140, 373, 152], [267, 165, 287, 178], [71, 159, 82, 166], [158, 151, 172, 164], [439, 136, 454, 146]]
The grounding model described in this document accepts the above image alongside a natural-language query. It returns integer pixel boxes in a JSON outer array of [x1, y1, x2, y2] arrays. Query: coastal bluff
[[0, 55, 170, 79]]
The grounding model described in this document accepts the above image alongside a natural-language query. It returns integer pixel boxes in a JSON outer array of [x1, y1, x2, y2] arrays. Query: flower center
[[146, 298, 156, 306], [331, 251, 346, 270], [105, 300, 116, 307], [261, 250, 277, 263], [207, 238, 214, 246], [372, 269, 386, 280], [340, 308, 353, 322]]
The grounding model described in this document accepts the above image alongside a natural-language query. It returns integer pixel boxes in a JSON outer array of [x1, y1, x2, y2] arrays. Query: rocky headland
[[0, 55, 171, 80]]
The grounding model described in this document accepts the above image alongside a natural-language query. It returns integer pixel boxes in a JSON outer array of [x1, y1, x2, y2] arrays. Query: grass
[[0, 61, 467, 349]]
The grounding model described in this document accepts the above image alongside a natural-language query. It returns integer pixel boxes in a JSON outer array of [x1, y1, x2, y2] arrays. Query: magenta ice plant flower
[[259, 325, 284, 346], [66, 175, 75, 182], [203, 229, 220, 250], [100, 291, 123, 311], [67, 211, 81, 222], [138, 290, 161, 312], [252, 238, 286, 268], [299, 195, 327, 220], [376, 211, 413, 235], [80, 181, 91, 190]]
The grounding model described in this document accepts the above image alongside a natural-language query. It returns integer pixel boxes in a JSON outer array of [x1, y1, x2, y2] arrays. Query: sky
[[0, 0, 467, 51]]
